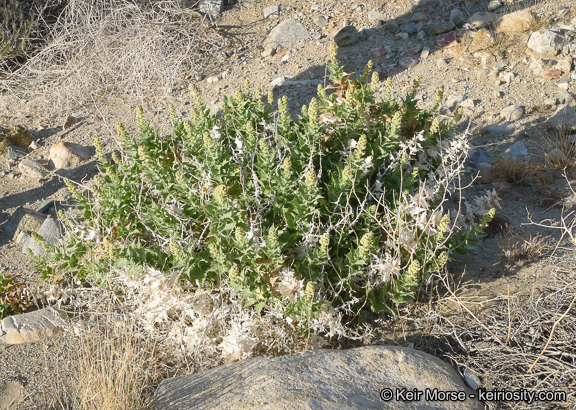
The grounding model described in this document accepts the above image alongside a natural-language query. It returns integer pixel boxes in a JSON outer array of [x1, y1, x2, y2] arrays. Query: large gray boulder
[[153, 345, 483, 409]]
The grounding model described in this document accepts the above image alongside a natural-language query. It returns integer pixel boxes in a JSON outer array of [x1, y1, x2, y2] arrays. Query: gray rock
[[0, 381, 25, 409], [450, 9, 466, 28], [430, 21, 453, 35], [262, 5, 280, 19], [500, 105, 525, 122], [334, 26, 360, 47], [384, 21, 400, 34], [198, 0, 223, 16], [3, 207, 47, 241], [486, 123, 516, 137], [479, 163, 494, 180], [264, 19, 310, 48], [0, 307, 67, 344], [37, 200, 55, 214], [502, 141, 528, 161], [446, 94, 466, 109], [153, 345, 483, 410], [313, 15, 328, 27], [368, 10, 385, 24], [18, 158, 49, 180], [527, 29, 569, 56], [23, 216, 61, 255], [399, 57, 418, 68], [546, 148, 566, 163], [7, 145, 27, 160], [468, 150, 491, 167], [468, 12, 497, 29], [558, 91, 575, 106], [547, 105, 576, 130], [487, 0, 502, 11], [400, 22, 418, 34]]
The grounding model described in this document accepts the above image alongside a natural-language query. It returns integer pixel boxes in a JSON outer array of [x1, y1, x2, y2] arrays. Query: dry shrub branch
[[0, 0, 224, 114]]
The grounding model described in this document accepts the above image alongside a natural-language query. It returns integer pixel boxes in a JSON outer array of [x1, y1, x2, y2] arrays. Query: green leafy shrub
[[36, 44, 495, 329]]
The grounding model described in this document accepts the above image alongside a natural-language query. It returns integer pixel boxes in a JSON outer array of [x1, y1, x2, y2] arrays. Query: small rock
[[0, 307, 66, 344], [446, 94, 466, 108], [420, 46, 430, 60], [206, 75, 221, 84], [460, 98, 476, 108], [369, 48, 388, 58], [384, 21, 400, 34], [487, 123, 516, 137], [270, 76, 292, 87], [49, 141, 93, 170], [496, 9, 536, 33], [261, 47, 276, 57], [0, 381, 25, 409], [437, 31, 458, 49], [547, 105, 576, 130], [500, 71, 515, 84], [18, 158, 49, 180], [395, 32, 409, 41], [558, 91, 575, 105], [264, 19, 310, 48], [198, 0, 223, 16], [334, 26, 360, 47], [487, 0, 502, 11], [399, 57, 418, 68], [63, 115, 77, 130], [7, 145, 28, 160], [469, 28, 495, 52], [527, 29, 569, 57], [23, 216, 62, 255], [502, 141, 528, 161], [400, 22, 418, 34], [478, 163, 494, 179], [468, 12, 498, 29], [543, 69, 563, 79], [479, 53, 496, 67], [450, 9, 466, 28], [37, 200, 55, 214], [430, 21, 453, 35], [468, 150, 491, 167], [464, 369, 481, 391], [4, 207, 47, 241], [436, 58, 450, 70], [262, 5, 280, 19], [416, 30, 427, 41], [28, 140, 40, 150], [368, 9, 385, 23], [500, 105, 525, 121], [546, 148, 566, 163], [555, 57, 573, 73], [313, 15, 328, 27]]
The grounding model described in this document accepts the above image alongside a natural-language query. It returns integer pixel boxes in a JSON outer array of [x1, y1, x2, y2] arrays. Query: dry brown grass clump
[[501, 229, 552, 262], [0, 0, 224, 114], [540, 125, 576, 172], [490, 157, 549, 188], [70, 314, 160, 409]]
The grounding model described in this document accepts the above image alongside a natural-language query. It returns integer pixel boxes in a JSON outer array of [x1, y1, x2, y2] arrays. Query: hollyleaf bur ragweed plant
[[34, 43, 496, 330]]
